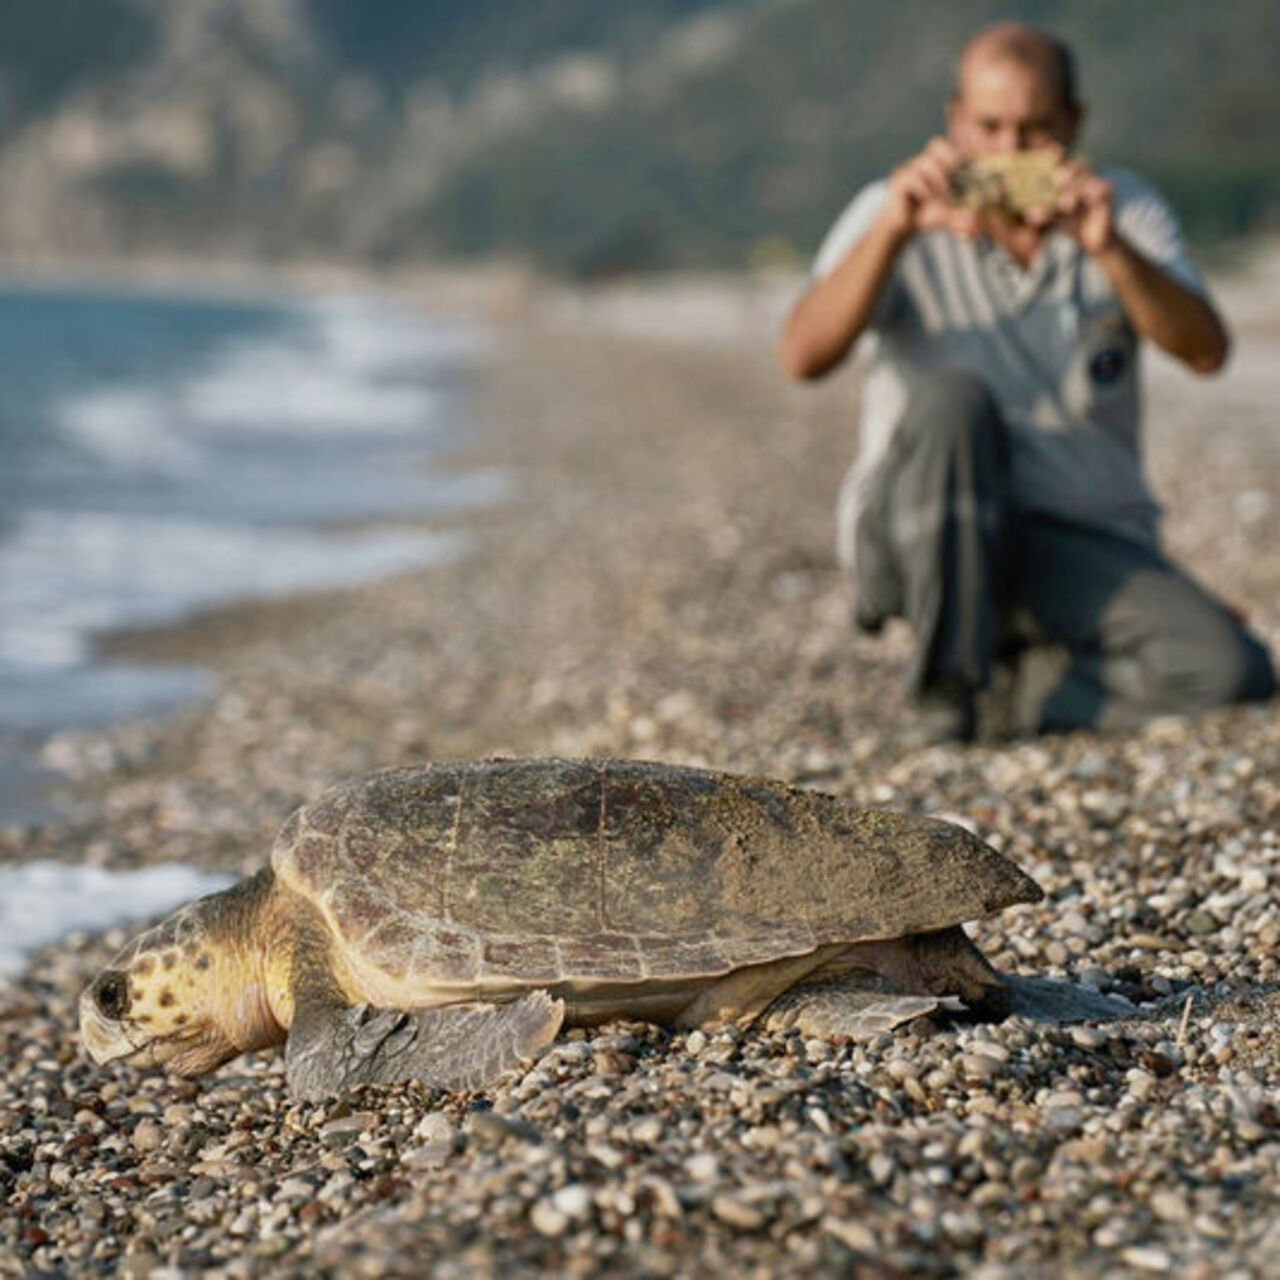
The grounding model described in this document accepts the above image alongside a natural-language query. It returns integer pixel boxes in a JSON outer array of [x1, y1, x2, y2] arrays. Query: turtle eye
[[93, 972, 131, 1020]]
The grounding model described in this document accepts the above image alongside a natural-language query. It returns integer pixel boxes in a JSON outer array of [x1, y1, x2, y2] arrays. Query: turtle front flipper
[[285, 990, 565, 1100]]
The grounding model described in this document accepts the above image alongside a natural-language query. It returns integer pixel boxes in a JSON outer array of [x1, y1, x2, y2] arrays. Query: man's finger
[[1056, 186, 1084, 216], [914, 155, 953, 197], [916, 197, 958, 230], [925, 136, 964, 172], [1053, 159, 1087, 196], [1082, 176, 1113, 207], [896, 169, 933, 205], [1023, 203, 1056, 229], [947, 206, 983, 239], [905, 165, 953, 208]]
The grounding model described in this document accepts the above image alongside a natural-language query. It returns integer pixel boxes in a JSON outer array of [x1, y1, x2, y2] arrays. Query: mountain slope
[[0, 0, 1274, 274]]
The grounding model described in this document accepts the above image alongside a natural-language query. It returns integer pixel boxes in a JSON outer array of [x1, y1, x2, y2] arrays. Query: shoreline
[[2, 258, 1279, 1274], [0, 267, 507, 829]]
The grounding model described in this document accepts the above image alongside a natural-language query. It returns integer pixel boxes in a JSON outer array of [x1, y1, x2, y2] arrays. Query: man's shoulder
[[1098, 165, 1204, 292], [812, 180, 891, 278], [833, 177, 892, 214], [1098, 165, 1173, 212]]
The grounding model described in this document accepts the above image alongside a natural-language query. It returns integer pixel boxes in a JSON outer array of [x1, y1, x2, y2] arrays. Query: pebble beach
[[2, 257, 1280, 1277]]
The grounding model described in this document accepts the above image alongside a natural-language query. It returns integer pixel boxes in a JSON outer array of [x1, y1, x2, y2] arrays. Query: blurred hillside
[[0, 0, 1276, 276]]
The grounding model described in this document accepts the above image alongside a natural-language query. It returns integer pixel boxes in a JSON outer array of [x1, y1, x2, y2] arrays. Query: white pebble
[[630, 1116, 665, 1145], [1120, 1244, 1172, 1272], [552, 1183, 592, 1220], [1149, 1190, 1186, 1222], [530, 1200, 569, 1237]]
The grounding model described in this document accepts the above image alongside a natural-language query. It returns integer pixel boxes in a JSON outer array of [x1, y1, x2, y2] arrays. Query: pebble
[[1149, 1190, 1186, 1222], [711, 1193, 768, 1231], [465, 1111, 539, 1147], [824, 1217, 878, 1253], [551, 1184, 592, 1220], [413, 1111, 455, 1147], [592, 1049, 630, 1075], [130, 1120, 164, 1153], [1121, 1244, 1173, 1273], [644, 1177, 683, 1219], [683, 1153, 719, 1183], [629, 1116, 665, 1146], [1043, 1090, 1084, 1109], [1070, 1027, 1108, 1050], [1093, 1222, 1131, 1249], [319, 1113, 377, 1141], [966, 1039, 1010, 1063], [1127, 1069, 1158, 1102], [1044, 1106, 1085, 1135], [529, 1200, 568, 1237], [961, 1053, 1006, 1083]]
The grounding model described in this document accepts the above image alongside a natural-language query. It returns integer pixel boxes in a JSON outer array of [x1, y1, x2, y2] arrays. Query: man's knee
[[1141, 620, 1276, 710], [896, 368, 1004, 454], [1232, 631, 1277, 703]]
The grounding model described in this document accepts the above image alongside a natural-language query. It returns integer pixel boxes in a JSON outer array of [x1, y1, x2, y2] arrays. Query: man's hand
[[1050, 155, 1116, 256], [1039, 153, 1229, 373], [884, 138, 982, 242], [780, 140, 976, 380]]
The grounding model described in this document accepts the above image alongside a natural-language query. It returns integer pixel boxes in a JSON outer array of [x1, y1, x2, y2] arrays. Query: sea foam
[[0, 861, 237, 980]]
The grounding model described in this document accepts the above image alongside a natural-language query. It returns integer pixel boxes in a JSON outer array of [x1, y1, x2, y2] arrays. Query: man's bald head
[[955, 23, 1079, 112], [946, 22, 1082, 158]]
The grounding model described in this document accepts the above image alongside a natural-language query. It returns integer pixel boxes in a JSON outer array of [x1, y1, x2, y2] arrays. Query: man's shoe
[[853, 601, 888, 635], [901, 687, 977, 748]]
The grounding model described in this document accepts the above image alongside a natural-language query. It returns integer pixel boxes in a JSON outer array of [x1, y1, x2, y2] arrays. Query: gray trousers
[[853, 369, 1276, 733]]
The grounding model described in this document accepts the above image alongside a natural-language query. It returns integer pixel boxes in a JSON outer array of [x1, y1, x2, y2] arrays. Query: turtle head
[[79, 870, 283, 1078]]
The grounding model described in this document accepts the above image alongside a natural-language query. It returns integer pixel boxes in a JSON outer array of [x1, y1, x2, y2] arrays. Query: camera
[[951, 150, 1059, 213]]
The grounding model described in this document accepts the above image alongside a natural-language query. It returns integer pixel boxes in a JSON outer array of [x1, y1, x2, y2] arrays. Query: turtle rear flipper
[[991, 974, 1133, 1023], [285, 989, 564, 1100], [760, 979, 956, 1040]]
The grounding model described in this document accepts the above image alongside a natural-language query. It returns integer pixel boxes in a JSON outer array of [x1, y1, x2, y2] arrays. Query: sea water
[[0, 279, 499, 819], [0, 861, 237, 980]]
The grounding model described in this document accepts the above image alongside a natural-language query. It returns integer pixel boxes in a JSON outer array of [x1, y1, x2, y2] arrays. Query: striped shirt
[[813, 169, 1207, 570]]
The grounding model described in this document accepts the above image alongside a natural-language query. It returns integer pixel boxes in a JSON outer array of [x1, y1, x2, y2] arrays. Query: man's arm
[[1093, 238, 1230, 373], [778, 209, 909, 381], [779, 138, 979, 382], [1055, 160, 1231, 374]]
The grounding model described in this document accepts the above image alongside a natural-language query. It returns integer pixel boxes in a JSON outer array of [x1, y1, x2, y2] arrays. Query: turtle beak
[[79, 969, 141, 1065], [79, 988, 138, 1065]]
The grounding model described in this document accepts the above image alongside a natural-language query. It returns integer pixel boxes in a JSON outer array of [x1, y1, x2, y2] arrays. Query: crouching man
[[779, 21, 1275, 742]]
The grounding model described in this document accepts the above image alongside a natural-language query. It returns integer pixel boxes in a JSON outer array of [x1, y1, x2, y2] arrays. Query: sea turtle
[[80, 758, 1123, 1098]]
